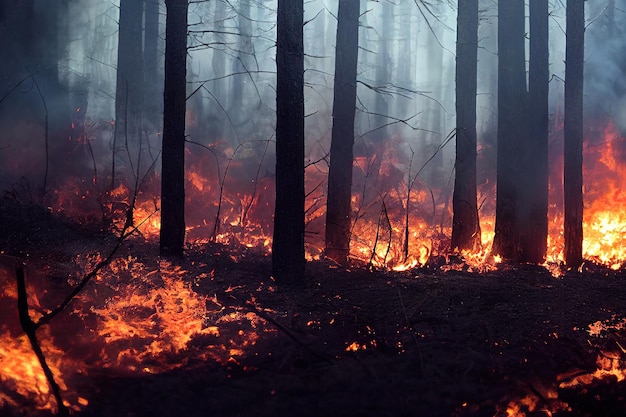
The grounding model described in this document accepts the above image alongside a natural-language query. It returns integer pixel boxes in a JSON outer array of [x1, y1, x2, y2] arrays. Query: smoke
[[584, 0, 626, 126], [2, 0, 626, 205]]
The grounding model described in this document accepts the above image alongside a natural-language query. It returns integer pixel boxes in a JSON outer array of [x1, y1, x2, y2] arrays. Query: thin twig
[[245, 301, 332, 364], [16, 266, 69, 417]]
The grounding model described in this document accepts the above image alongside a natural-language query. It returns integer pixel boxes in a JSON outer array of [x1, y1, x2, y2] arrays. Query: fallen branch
[[16, 266, 69, 417], [245, 301, 332, 365]]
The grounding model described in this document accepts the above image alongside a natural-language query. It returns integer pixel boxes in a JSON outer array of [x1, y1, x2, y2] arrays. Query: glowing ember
[[85, 257, 271, 370], [0, 327, 86, 413], [37, 117, 626, 272]]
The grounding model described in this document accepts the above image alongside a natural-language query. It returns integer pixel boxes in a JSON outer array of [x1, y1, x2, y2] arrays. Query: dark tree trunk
[[451, 0, 480, 252], [113, 0, 145, 185], [521, 0, 549, 263], [324, 0, 360, 266], [272, 0, 305, 283], [564, 0, 585, 267], [374, 0, 391, 141], [366, 0, 392, 190], [160, 0, 188, 257], [232, 0, 254, 111], [492, 0, 527, 260], [144, 0, 162, 129], [36, 0, 73, 186]]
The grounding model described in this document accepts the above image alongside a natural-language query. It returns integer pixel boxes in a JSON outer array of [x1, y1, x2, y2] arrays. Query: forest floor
[[1, 196, 625, 417]]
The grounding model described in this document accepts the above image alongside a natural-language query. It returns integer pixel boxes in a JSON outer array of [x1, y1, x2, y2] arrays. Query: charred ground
[[1, 196, 625, 417]]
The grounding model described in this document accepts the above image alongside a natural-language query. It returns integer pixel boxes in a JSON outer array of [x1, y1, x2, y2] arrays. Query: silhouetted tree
[[144, 0, 162, 129], [521, 0, 549, 263], [160, 0, 188, 256], [272, 0, 305, 283], [325, 0, 360, 266], [492, 0, 527, 260], [564, 0, 585, 267], [232, 0, 255, 111], [113, 0, 145, 187], [451, 0, 480, 252]]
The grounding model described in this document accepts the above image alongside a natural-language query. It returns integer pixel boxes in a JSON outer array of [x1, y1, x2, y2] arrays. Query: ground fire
[[2, 1, 626, 416], [1, 115, 625, 416]]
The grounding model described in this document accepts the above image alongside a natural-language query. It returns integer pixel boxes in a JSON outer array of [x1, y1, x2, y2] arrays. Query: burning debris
[[1, 1, 626, 416], [1, 205, 625, 417]]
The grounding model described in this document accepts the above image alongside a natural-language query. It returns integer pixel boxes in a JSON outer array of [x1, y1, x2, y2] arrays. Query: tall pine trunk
[[272, 0, 305, 284], [144, 0, 162, 129], [232, 0, 254, 111], [493, 0, 527, 260], [113, 0, 145, 186], [451, 0, 480, 252], [324, 0, 360, 266], [160, 0, 188, 257], [521, 0, 549, 263], [564, 0, 585, 267]]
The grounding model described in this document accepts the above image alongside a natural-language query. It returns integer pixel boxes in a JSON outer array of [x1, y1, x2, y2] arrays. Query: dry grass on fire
[[1, 196, 625, 417]]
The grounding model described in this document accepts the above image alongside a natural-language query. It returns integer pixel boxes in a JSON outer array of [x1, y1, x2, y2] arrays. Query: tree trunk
[[144, 0, 162, 129], [375, 0, 391, 136], [492, 0, 527, 260], [272, 0, 305, 283], [521, 0, 549, 263], [564, 0, 585, 267], [324, 0, 360, 266], [232, 0, 255, 111], [451, 0, 480, 252], [114, 0, 145, 185], [160, 0, 188, 257]]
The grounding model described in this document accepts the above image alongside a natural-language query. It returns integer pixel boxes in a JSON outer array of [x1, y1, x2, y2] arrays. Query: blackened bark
[[272, 0, 305, 283], [160, 0, 188, 256], [324, 0, 360, 266], [451, 0, 480, 252], [493, 0, 527, 260], [564, 0, 585, 267], [521, 0, 550, 263]]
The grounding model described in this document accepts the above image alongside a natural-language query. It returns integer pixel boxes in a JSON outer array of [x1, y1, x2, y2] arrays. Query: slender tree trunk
[[451, 0, 480, 252], [144, 0, 162, 129], [564, 0, 585, 267], [114, 0, 145, 184], [160, 0, 188, 256], [272, 0, 305, 283], [232, 0, 254, 111], [324, 0, 360, 266], [368, 0, 392, 189], [426, 4, 445, 185], [521, 0, 549, 263], [492, 0, 527, 260]]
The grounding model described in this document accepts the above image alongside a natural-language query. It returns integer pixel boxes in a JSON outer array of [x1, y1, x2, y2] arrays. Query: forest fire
[[39, 117, 626, 273], [2, 118, 625, 416], [0, 253, 274, 414], [2, 0, 626, 416]]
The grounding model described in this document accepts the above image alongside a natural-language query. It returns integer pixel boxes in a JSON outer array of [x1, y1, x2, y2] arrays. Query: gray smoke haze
[[1, 0, 625, 200]]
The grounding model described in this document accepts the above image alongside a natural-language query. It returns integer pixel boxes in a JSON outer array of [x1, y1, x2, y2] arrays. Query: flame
[[560, 316, 626, 387], [544, 121, 626, 268], [35, 118, 626, 271], [1, 253, 275, 412], [82, 256, 272, 370], [0, 326, 87, 413]]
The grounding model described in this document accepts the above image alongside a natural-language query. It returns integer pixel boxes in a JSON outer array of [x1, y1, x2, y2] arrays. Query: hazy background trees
[[1, 0, 625, 268]]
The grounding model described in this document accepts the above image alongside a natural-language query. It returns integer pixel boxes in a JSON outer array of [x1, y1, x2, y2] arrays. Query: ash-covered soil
[[1, 196, 625, 417]]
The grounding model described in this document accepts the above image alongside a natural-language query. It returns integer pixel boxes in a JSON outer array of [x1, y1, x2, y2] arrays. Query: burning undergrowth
[[1, 198, 625, 417]]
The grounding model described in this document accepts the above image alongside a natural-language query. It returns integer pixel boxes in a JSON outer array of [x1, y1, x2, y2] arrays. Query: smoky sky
[[1, 0, 626, 196]]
